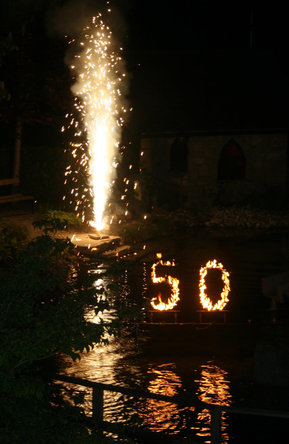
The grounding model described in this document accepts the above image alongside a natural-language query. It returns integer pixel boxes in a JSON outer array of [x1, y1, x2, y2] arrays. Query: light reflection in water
[[84, 267, 120, 325], [61, 265, 235, 440], [196, 363, 232, 406], [138, 364, 183, 434], [62, 341, 132, 421], [193, 363, 232, 443], [62, 348, 233, 441]]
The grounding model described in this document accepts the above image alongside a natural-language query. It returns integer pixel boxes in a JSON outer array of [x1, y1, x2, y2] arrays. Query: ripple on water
[[60, 333, 253, 441]]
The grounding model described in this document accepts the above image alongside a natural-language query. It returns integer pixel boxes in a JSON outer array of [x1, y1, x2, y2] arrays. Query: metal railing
[[55, 374, 289, 444]]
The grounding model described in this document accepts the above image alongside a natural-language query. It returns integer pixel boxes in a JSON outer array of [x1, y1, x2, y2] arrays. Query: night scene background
[[1, 0, 289, 207], [1, 1, 289, 443]]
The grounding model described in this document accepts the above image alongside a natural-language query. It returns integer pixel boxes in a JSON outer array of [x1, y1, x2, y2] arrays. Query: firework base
[[70, 233, 121, 255], [149, 310, 180, 323], [196, 309, 229, 324]]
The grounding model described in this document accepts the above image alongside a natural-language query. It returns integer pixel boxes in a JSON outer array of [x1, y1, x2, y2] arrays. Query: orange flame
[[199, 259, 230, 311], [150, 253, 180, 311]]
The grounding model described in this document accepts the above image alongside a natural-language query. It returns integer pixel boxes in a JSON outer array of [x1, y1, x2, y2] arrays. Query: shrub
[[0, 230, 119, 442], [0, 224, 29, 261], [33, 210, 83, 233]]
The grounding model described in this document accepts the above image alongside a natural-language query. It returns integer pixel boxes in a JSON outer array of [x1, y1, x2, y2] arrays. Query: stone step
[[103, 244, 134, 257], [70, 233, 121, 255]]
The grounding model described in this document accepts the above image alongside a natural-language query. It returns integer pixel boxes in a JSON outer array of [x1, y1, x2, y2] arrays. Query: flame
[[150, 253, 180, 311], [199, 259, 230, 311], [64, 6, 127, 230]]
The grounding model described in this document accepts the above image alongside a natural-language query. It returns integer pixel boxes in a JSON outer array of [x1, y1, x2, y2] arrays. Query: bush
[[0, 224, 29, 261], [33, 210, 84, 233], [0, 229, 119, 442]]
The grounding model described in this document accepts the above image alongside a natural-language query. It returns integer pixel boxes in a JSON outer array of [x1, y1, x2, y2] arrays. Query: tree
[[0, 1, 71, 195], [0, 223, 120, 442]]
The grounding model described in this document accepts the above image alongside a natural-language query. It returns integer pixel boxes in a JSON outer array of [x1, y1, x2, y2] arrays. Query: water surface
[[61, 230, 288, 441]]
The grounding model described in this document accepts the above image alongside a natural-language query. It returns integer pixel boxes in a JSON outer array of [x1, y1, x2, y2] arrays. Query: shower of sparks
[[63, 5, 127, 230]]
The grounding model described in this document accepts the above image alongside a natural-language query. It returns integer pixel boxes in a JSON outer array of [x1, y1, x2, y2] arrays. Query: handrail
[[55, 373, 203, 406], [54, 373, 289, 444], [0, 177, 19, 186], [225, 405, 289, 419]]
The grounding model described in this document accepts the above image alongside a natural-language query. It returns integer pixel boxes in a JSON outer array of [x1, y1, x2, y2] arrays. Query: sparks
[[63, 8, 127, 231]]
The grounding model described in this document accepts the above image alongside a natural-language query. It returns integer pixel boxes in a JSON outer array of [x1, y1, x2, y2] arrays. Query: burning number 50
[[150, 253, 180, 310], [150, 255, 230, 311]]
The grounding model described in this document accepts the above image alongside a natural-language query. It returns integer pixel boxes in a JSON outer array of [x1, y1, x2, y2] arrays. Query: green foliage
[[0, 229, 120, 442], [0, 224, 29, 261], [0, 86, 11, 102], [33, 210, 83, 233], [0, 37, 18, 61]]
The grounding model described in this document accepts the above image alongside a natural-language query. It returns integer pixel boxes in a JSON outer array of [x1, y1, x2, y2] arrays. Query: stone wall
[[140, 131, 288, 210]]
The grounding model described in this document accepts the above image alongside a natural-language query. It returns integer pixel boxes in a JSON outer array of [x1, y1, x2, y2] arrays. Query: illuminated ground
[[0, 205, 139, 258]]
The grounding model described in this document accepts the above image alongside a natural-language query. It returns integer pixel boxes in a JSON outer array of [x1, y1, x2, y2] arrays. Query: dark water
[[61, 332, 254, 442], [61, 231, 289, 442]]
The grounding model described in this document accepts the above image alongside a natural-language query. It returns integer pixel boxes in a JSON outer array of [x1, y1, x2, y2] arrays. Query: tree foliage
[[0, 225, 120, 443]]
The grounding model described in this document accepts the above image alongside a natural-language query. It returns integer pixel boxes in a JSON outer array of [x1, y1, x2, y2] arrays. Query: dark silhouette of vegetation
[[0, 221, 124, 443], [33, 209, 84, 233]]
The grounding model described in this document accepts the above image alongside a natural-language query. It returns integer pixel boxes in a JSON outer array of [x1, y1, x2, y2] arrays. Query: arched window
[[170, 136, 188, 173], [218, 139, 246, 180]]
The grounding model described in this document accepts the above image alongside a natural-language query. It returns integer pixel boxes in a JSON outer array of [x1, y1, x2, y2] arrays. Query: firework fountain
[[63, 3, 128, 232]]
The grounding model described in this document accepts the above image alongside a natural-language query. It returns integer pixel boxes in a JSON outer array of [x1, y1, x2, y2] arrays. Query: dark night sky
[[126, 1, 289, 53], [122, 1, 289, 132], [1, 0, 289, 133]]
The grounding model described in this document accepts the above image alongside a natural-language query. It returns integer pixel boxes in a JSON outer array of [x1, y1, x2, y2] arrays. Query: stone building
[[139, 129, 288, 210], [128, 15, 289, 212]]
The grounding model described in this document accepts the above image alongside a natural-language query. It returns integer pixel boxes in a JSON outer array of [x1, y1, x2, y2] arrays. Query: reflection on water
[[139, 364, 183, 434], [84, 267, 108, 324], [59, 260, 243, 441], [57, 230, 289, 441], [196, 363, 232, 406], [84, 267, 120, 326], [193, 363, 232, 443], [61, 333, 237, 441]]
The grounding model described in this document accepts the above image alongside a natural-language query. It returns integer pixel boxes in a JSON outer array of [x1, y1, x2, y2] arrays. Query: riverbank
[[2, 201, 289, 253]]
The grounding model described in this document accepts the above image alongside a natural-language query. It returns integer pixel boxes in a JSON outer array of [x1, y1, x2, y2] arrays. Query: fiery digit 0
[[199, 259, 230, 311]]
